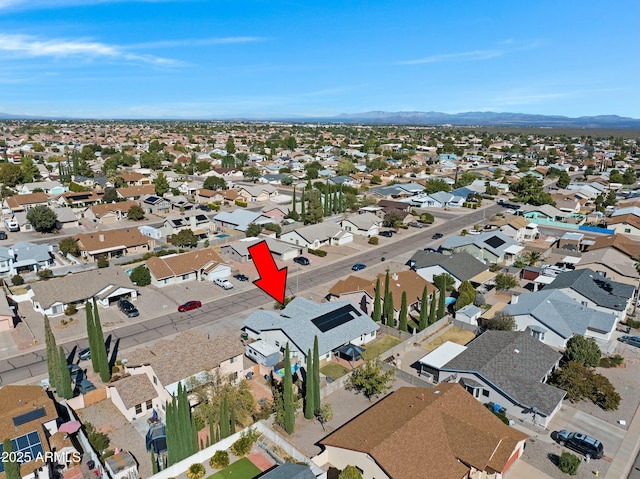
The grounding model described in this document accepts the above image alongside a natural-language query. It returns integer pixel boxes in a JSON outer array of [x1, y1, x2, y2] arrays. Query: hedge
[[234, 200, 248, 207], [308, 248, 327, 257]]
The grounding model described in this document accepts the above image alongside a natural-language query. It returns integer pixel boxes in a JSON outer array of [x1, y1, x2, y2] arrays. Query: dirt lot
[[420, 325, 477, 352]]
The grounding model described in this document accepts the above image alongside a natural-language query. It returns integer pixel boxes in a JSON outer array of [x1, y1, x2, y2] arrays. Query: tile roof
[[146, 248, 226, 280], [545, 268, 635, 311], [408, 251, 488, 282], [89, 200, 139, 218], [110, 374, 157, 409], [117, 184, 155, 198], [75, 228, 151, 253], [442, 331, 565, 416], [124, 330, 244, 387], [321, 384, 528, 479]]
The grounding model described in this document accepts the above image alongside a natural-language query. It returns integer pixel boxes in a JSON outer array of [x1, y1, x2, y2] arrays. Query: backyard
[[205, 457, 261, 479], [320, 362, 350, 381], [421, 326, 476, 352], [362, 335, 402, 360]]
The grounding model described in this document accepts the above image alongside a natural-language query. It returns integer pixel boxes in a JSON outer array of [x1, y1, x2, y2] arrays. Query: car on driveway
[[0, 231, 7, 240], [379, 230, 394, 237], [618, 335, 640, 348], [214, 278, 234, 290], [351, 263, 367, 271], [293, 256, 310, 266], [178, 300, 202, 312], [78, 348, 91, 361], [233, 273, 249, 282], [556, 430, 604, 459], [117, 298, 139, 318], [432, 232, 443, 239], [408, 222, 423, 228]]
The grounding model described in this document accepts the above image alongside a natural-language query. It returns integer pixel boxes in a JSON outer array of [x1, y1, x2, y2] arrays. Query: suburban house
[[280, 222, 353, 248], [575, 247, 640, 286], [117, 184, 156, 200], [194, 188, 239, 205], [221, 238, 303, 263], [29, 266, 137, 316], [213, 210, 272, 232], [57, 191, 103, 209], [242, 297, 379, 364], [339, 212, 381, 237], [377, 199, 411, 212], [209, 167, 244, 181], [418, 331, 565, 428], [485, 216, 539, 242], [114, 331, 244, 420], [0, 242, 55, 277], [2, 192, 50, 214], [138, 194, 170, 215], [145, 247, 231, 287], [160, 212, 216, 240], [327, 270, 437, 322], [606, 214, 640, 237], [518, 204, 585, 228], [544, 268, 635, 321], [441, 231, 524, 264], [502, 289, 618, 347], [0, 385, 81, 479], [407, 251, 490, 288], [84, 200, 139, 224], [317, 383, 528, 479], [17, 181, 68, 195], [403, 191, 465, 208], [236, 184, 278, 203], [117, 171, 152, 186], [74, 229, 156, 262], [584, 233, 640, 260]]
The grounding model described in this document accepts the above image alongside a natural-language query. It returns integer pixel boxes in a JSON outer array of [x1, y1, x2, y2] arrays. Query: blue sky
[[0, 0, 638, 119]]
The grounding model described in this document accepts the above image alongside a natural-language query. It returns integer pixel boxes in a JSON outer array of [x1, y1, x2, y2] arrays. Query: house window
[[275, 341, 280, 347], [531, 330, 545, 342], [230, 356, 237, 363], [153, 376, 157, 385], [625, 228, 631, 233], [135, 403, 143, 414], [356, 467, 364, 475], [146, 400, 153, 410], [482, 389, 490, 397], [182, 274, 189, 280]]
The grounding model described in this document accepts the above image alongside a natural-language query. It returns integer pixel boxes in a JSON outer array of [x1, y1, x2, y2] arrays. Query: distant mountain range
[[1, 110, 639, 129]]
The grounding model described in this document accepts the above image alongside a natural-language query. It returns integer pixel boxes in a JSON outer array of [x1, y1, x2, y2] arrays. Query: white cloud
[[0, 33, 179, 65], [400, 49, 503, 65], [132, 36, 266, 49]]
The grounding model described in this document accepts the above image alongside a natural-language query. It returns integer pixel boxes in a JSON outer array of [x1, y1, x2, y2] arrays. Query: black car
[[293, 256, 310, 266], [556, 430, 604, 459], [432, 232, 443, 239], [233, 273, 249, 282], [118, 298, 139, 318], [379, 230, 394, 237], [78, 348, 91, 361], [0, 231, 7, 240]]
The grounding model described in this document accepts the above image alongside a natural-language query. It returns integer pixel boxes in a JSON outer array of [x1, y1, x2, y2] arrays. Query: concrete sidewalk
[[605, 401, 640, 479], [505, 460, 554, 479]]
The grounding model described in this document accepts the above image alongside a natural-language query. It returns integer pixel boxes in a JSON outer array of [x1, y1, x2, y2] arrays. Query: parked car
[[214, 278, 234, 290], [618, 335, 640, 348], [78, 348, 91, 361], [432, 232, 443, 239], [556, 430, 604, 459], [0, 231, 7, 240], [233, 273, 249, 282], [118, 298, 139, 318], [408, 222, 423, 228], [196, 204, 211, 211], [351, 263, 367, 271], [76, 379, 97, 394], [293, 256, 310, 266], [379, 230, 394, 237], [178, 300, 202, 312]]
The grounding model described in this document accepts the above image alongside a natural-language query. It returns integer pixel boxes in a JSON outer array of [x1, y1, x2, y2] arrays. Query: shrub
[[186, 463, 205, 479], [97, 256, 109, 268], [209, 203, 221, 211], [599, 355, 624, 368], [64, 304, 77, 316], [88, 430, 110, 452], [129, 265, 151, 286], [624, 318, 640, 329], [234, 200, 247, 207], [307, 248, 327, 257], [419, 212, 434, 224], [230, 429, 259, 457], [37, 269, 53, 280], [11, 274, 24, 286], [558, 452, 581, 475], [209, 450, 229, 469], [550, 361, 621, 410], [368, 236, 379, 245]]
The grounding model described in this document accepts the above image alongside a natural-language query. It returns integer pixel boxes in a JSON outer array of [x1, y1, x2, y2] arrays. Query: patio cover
[[561, 255, 581, 264], [335, 343, 365, 361], [470, 270, 497, 285]]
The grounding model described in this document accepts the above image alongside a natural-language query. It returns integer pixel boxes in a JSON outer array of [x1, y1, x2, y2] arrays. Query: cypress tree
[[372, 278, 382, 322], [2, 439, 21, 479], [383, 270, 390, 300], [209, 419, 215, 446], [419, 286, 429, 331], [338, 187, 344, 212], [219, 394, 230, 438], [151, 452, 158, 474], [58, 346, 73, 399], [429, 291, 437, 325], [283, 343, 295, 434], [301, 189, 306, 216], [304, 349, 314, 419], [398, 291, 408, 332], [93, 300, 111, 382], [384, 291, 394, 327], [323, 182, 329, 216], [313, 336, 321, 413], [166, 396, 177, 465], [292, 185, 297, 214], [85, 301, 99, 373], [437, 278, 446, 319], [229, 407, 236, 435], [44, 315, 60, 391]]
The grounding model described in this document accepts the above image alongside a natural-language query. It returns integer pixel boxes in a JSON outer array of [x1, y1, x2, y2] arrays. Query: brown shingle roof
[[321, 384, 528, 479], [75, 228, 151, 253], [146, 248, 226, 280], [6, 192, 49, 208], [89, 200, 139, 218], [586, 234, 640, 259], [607, 213, 640, 229], [117, 184, 155, 198], [124, 330, 244, 387], [110, 374, 157, 410]]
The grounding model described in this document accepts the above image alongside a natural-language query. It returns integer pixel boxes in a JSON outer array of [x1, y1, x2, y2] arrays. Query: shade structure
[[336, 343, 365, 361], [59, 420, 82, 434]]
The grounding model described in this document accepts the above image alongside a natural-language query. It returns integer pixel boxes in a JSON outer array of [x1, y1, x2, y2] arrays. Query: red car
[[178, 300, 202, 312]]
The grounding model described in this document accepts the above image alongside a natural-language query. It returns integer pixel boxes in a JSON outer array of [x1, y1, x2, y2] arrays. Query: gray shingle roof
[[503, 289, 617, 338], [441, 331, 565, 416], [243, 297, 379, 359], [259, 464, 315, 479], [441, 231, 521, 258], [545, 268, 635, 311], [408, 251, 488, 282]]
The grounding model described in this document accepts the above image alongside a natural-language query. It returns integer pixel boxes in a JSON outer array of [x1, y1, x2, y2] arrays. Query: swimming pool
[[275, 364, 301, 377], [215, 234, 229, 238]]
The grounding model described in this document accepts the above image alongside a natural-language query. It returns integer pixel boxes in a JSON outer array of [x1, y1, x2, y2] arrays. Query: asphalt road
[[0, 204, 501, 386]]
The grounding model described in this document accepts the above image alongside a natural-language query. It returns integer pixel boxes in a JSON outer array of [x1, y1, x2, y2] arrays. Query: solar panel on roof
[[144, 195, 160, 203], [0, 430, 44, 472], [311, 304, 361, 333], [13, 407, 46, 427], [485, 235, 506, 249]]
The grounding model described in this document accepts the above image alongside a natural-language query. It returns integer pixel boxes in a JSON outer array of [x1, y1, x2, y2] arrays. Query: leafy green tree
[[433, 273, 455, 291], [225, 137, 236, 154], [398, 291, 408, 332], [346, 360, 395, 400], [219, 394, 231, 439], [103, 187, 118, 203], [423, 178, 451, 194], [209, 450, 229, 469], [59, 237, 80, 257], [203, 176, 227, 190], [511, 174, 556, 206], [315, 403, 333, 430], [130, 265, 151, 286], [550, 361, 620, 410], [565, 336, 601, 368], [609, 169, 623, 183], [0, 163, 24, 186], [383, 210, 404, 230], [495, 272, 518, 291], [171, 229, 198, 247], [303, 190, 324, 224], [153, 171, 170, 196], [85, 300, 99, 372], [11, 274, 24, 286], [27, 205, 58, 233], [243, 166, 261, 182], [454, 281, 476, 311], [2, 438, 21, 479], [483, 311, 516, 331], [622, 168, 637, 185], [166, 383, 198, 466], [437, 279, 446, 319], [127, 204, 145, 221], [372, 278, 382, 322], [558, 452, 581, 475], [57, 345, 73, 399], [283, 343, 295, 434], [245, 223, 262, 237], [20, 157, 39, 183], [556, 170, 571, 189], [339, 465, 364, 479], [384, 291, 394, 326]]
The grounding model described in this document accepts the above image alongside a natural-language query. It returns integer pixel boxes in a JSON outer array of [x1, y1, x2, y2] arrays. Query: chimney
[[511, 294, 519, 304], [98, 234, 104, 242]]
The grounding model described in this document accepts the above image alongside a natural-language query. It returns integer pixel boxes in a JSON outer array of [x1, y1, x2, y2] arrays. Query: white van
[[4, 218, 19, 232]]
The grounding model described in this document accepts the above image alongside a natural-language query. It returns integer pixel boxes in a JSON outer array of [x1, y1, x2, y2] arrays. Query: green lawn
[[362, 335, 402, 360], [320, 362, 350, 380], [206, 457, 261, 479]]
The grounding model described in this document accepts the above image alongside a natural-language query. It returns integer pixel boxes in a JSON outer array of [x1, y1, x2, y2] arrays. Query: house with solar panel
[[242, 297, 379, 364], [0, 385, 84, 479], [440, 231, 524, 264]]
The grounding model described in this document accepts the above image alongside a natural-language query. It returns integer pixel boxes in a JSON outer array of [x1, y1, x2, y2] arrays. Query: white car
[[214, 278, 234, 290]]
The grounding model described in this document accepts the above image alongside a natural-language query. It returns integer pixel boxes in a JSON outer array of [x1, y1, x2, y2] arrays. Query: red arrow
[[248, 240, 288, 304]]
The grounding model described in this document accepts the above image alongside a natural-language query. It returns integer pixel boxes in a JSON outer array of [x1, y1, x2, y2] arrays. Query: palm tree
[[525, 251, 542, 266]]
